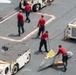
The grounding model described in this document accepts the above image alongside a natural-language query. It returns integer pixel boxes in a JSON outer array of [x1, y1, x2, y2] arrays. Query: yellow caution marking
[[46, 50, 55, 58]]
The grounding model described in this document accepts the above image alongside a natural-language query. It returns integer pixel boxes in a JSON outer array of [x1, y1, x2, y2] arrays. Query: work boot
[[63, 68, 67, 72], [39, 50, 42, 52], [45, 51, 48, 53], [28, 20, 31, 23], [18, 34, 20, 36], [22, 31, 25, 34]]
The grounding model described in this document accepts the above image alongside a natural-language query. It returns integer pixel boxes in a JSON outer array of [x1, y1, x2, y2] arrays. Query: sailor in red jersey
[[36, 15, 46, 37], [17, 10, 25, 36], [24, 2, 32, 23], [55, 45, 68, 72], [38, 31, 49, 52]]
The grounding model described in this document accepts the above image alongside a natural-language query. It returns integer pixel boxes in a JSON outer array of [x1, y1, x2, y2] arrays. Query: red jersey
[[38, 17, 46, 27], [17, 13, 24, 23], [25, 4, 32, 11], [41, 32, 49, 40], [56, 47, 67, 55]]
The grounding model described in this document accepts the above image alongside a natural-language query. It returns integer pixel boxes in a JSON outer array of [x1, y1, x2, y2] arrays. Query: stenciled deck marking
[[0, 12, 56, 42]]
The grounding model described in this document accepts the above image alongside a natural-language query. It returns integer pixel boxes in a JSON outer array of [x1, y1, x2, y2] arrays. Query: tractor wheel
[[12, 64, 19, 74], [26, 54, 31, 63], [33, 4, 41, 12]]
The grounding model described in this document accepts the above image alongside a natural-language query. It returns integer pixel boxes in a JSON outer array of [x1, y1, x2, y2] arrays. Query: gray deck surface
[[0, 0, 76, 75]]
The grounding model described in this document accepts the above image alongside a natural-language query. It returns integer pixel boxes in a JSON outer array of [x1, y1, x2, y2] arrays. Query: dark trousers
[[25, 10, 30, 22], [18, 21, 24, 35], [39, 39, 48, 52], [38, 26, 45, 36], [62, 54, 68, 69]]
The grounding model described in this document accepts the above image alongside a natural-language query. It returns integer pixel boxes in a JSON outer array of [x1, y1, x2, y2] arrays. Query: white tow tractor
[[64, 18, 76, 40], [0, 43, 31, 75], [19, 0, 54, 12]]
